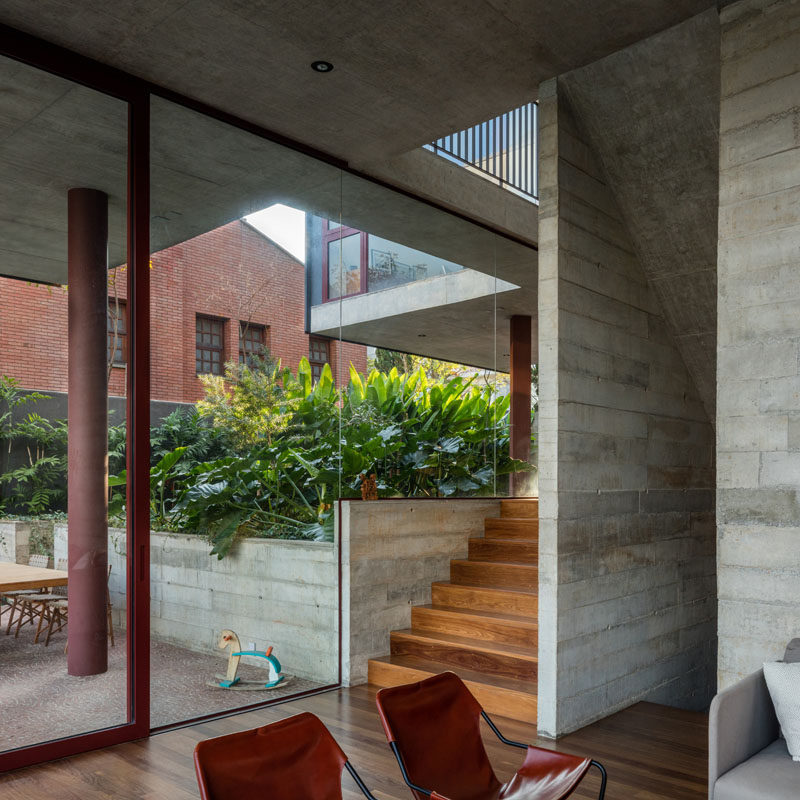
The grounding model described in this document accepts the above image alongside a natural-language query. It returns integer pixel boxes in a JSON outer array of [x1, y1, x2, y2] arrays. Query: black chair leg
[[590, 760, 607, 800]]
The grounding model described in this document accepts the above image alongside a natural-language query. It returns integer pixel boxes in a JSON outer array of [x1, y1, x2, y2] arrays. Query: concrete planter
[[49, 497, 504, 688], [54, 524, 338, 683]]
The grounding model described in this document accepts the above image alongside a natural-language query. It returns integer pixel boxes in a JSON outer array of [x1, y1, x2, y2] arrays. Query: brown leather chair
[[376, 672, 606, 800], [194, 712, 379, 800]]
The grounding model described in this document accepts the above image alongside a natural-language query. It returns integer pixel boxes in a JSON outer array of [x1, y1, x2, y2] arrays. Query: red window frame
[[321, 220, 368, 302]]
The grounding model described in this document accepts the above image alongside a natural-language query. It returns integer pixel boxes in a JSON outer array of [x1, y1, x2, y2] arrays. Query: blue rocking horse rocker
[[215, 629, 286, 689]]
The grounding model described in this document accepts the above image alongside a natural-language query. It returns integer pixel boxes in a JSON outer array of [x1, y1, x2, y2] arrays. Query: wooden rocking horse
[[213, 629, 288, 690]]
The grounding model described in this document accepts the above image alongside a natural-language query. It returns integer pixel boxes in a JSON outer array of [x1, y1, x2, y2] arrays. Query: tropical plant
[[0, 377, 68, 515], [196, 353, 299, 449], [160, 357, 533, 557]]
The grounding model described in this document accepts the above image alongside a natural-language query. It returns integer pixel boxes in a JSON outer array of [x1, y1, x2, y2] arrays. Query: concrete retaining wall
[[54, 524, 338, 683], [340, 498, 502, 685], [717, 0, 800, 688], [536, 77, 716, 736]]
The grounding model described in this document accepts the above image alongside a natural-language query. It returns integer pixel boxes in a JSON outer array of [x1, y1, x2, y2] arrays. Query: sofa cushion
[[784, 638, 800, 663], [764, 661, 800, 760], [714, 739, 799, 800]]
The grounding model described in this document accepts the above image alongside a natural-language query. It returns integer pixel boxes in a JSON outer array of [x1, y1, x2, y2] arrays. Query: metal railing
[[425, 101, 538, 201]]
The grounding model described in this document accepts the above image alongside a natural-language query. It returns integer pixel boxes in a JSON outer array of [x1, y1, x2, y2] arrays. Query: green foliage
[[157, 357, 534, 557], [196, 354, 297, 448], [3, 357, 535, 561], [0, 378, 67, 515]]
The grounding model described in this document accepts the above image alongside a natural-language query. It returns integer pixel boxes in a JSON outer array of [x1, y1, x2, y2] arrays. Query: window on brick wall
[[309, 337, 330, 382], [239, 322, 266, 367], [196, 315, 225, 375], [107, 299, 128, 366]]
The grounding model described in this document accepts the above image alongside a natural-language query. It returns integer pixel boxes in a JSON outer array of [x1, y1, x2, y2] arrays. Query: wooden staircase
[[367, 498, 539, 722]]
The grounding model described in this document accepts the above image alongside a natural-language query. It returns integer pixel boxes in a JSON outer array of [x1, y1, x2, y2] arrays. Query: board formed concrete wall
[[340, 498, 502, 685], [717, 0, 800, 688], [54, 525, 338, 684], [537, 78, 716, 737]]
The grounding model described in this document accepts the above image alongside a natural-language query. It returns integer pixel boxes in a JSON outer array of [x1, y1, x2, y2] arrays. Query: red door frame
[[0, 35, 152, 773]]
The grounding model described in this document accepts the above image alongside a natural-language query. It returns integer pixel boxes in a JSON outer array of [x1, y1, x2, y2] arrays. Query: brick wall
[[536, 77, 716, 736], [717, 0, 800, 688], [0, 220, 367, 402]]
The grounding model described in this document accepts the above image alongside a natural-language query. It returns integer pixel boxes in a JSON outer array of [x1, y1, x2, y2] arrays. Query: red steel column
[[509, 315, 532, 497], [67, 188, 109, 676]]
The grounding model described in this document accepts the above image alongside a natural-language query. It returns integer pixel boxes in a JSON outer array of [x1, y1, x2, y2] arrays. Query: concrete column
[[67, 188, 109, 676], [509, 315, 532, 496]]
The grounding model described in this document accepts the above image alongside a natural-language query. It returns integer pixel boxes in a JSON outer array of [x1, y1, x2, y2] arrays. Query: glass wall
[[0, 56, 130, 752], [0, 28, 536, 767], [148, 96, 345, 726]]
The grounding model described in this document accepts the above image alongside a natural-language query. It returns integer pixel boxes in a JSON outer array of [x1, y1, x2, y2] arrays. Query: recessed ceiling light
[[311, 61, 334, 73]]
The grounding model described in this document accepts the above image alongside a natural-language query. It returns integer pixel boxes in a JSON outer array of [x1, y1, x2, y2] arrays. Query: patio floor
[[0, 624, 321, 751]]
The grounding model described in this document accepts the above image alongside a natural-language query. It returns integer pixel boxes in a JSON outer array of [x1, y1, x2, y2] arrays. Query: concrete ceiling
[[1, 1, 712, 164], [560, 9, 719, 420], [0, 0, 714, 371], [0, 65, 535, 292]]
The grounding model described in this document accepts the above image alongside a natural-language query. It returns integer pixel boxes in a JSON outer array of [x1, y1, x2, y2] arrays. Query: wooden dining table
[[0, 561, 68, 593]]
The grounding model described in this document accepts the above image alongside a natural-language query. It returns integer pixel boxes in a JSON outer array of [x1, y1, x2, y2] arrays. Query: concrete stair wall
[[367, 498, 539, 722]]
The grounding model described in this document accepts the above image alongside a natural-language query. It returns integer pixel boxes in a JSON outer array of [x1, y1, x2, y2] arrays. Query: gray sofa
[[709, 668, 798, 799]]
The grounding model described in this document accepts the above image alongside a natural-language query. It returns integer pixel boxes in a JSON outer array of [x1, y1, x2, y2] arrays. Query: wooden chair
[[38, 563, 115, 649], [375, 671, 607, 800], [194, 712, 379, 800], [2, 554, 51, 635], [13, 558, 67, 640]]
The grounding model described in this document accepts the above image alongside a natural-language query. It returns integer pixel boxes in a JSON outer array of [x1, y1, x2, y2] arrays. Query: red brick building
[[0, 220, 366, 402]]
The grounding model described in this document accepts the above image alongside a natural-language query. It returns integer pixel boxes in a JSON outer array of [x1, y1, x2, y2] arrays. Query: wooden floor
[[0, 685, 709, 800]]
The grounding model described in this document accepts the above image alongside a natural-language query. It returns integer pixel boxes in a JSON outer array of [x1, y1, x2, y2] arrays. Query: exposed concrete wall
[[54, 525, 338, 683], [340, 498, 501, 685], [717, 0, 800, 688], [537, 78, 716, 737], [558, 11, 720, 420]]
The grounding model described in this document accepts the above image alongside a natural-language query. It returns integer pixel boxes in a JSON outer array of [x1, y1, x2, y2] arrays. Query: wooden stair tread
[[432, 580, 537, 596], [431, 582, 538, 617], [468, 538, 538, 563], [369, 654, 537, 695], [411, 604, 538, 648], [453, 558, 536, 568], [500, 499, 539, 519], [418, 604, 537, 627], [483, 518, 539, 540], [391, 628, 538, 661]]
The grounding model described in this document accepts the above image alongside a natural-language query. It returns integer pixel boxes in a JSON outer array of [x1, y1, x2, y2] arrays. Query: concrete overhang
[[1, 66, 537, 299], [311, 270, 536, 372]]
